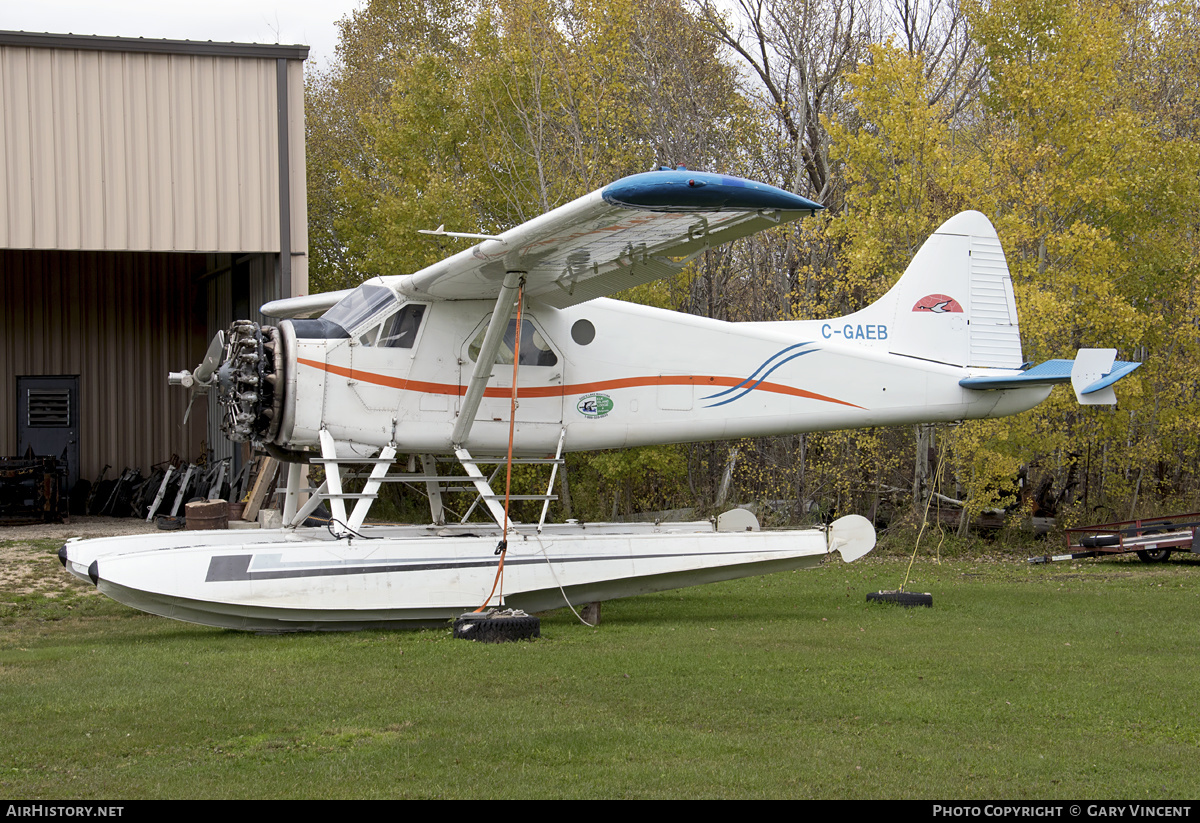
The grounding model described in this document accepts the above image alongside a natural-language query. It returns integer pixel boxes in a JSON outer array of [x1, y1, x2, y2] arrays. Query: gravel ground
[[0, 516, 162, 541], [0, 517, 164, 597]]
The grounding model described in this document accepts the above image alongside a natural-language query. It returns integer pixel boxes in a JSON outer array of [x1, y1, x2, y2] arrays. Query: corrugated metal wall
[[0, 45, 286, 253], [0, 249, 208, 477], [282, 58, 309, 300]]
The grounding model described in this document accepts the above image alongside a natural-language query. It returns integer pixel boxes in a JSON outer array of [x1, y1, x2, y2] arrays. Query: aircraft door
[[459, 315, 564, 426], [344, 303, 429, 418]]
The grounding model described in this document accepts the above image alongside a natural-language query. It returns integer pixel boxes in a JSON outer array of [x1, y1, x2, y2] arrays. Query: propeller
[[170, 331, 227, 425]]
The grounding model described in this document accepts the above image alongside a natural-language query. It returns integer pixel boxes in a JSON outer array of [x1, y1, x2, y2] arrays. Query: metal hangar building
[[0, 31, 310, 493]]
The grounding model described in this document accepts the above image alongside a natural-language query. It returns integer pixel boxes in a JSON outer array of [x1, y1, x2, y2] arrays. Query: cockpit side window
[[378, 304, 427, 348], [468, 318, 558, 366]]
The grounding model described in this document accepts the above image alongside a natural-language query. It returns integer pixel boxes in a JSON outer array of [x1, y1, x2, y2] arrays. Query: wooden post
[[243, 456, 279, 521]]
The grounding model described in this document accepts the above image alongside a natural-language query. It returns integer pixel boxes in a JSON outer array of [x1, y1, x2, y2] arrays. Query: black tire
[[867, 590, 933, 607], [303, 504, 334, 528], [1080, 534, 1120, 548], [156, 514, 185, 531], [1136, 528, 1170, 563], [453, 613, 541, 643]]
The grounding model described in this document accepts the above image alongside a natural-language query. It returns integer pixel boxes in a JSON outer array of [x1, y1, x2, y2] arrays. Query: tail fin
[[823, 211, 1023, 369], [798, 211, 1142, 402]]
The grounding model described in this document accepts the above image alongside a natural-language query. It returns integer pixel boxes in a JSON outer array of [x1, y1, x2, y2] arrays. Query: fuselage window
[[571, 319, 595, 345], [469, 319, 558, 367]]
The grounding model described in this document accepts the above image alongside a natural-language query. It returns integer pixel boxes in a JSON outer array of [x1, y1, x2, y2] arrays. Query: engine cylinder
[[217, 322, 283, 443]]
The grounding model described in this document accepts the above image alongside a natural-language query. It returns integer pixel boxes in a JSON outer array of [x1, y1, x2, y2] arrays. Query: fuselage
[[271, 295, 1049, 456]]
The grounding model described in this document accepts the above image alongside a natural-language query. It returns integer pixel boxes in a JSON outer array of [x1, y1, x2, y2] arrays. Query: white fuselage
[[277, 297, 1048, 456]]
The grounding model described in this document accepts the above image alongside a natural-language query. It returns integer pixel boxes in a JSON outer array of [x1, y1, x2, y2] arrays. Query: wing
[[261, 289, 355, 319], [400, 169, 822, 308]]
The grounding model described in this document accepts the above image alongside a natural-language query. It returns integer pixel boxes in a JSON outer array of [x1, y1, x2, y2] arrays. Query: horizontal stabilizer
[[959, 349, 1140, 404], [1078, 359, 1141, 395]]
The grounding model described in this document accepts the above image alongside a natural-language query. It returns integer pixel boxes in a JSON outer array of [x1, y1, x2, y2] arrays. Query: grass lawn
[[1, 534, 1198, 799]]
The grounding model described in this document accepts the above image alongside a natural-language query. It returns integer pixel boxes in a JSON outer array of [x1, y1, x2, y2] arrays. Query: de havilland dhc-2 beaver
[[60, 168, 1140, 630]]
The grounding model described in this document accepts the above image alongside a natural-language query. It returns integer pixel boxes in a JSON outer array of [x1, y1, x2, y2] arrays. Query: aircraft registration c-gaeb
[[61, 168, 1140, 631]]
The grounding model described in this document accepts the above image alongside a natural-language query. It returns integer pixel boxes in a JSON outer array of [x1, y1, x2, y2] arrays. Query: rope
[[900, 426, 949, 591], [531, 536, 597, 627]]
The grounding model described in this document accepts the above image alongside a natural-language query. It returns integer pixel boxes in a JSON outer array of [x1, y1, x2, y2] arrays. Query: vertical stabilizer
[[810, 212, 1024, 369]]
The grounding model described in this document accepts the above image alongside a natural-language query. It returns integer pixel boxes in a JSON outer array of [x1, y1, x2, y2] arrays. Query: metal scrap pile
[[0, 454, 67, 525]]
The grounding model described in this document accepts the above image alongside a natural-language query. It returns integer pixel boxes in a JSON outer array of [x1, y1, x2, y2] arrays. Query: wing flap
[[539, 255, 685, 308]]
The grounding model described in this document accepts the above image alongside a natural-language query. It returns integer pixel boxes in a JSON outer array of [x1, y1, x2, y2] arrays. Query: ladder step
[[377, 475, 445, 483], [311, 457, 396, 465], [489, 458, 565, 465], [437, 456, 564, 465], [378, 479, 485, 492], [480, 494, 558, 501]]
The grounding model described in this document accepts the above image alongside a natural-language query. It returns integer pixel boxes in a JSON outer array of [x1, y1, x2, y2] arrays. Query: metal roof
[[0, 30, 309, 61]]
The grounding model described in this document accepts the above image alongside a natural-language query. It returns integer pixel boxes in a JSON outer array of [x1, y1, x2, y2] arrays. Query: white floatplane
[[61, 168, 1139, 630]]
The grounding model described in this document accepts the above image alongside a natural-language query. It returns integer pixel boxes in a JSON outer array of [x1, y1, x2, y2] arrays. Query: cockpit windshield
[[321, 284, 397, 334]]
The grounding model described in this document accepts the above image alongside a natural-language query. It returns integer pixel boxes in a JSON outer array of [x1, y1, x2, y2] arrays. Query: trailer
[[1029, 513, 1200, 564]]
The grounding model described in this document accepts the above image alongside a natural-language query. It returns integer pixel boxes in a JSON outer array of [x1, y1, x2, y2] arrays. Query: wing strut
[[452, 270, 526, 448]]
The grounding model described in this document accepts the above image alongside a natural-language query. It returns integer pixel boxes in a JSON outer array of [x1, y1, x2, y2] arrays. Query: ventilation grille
[[26, 389, 70, 428]]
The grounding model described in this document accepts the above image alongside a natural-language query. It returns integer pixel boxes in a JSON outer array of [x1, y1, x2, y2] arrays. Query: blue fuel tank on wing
[[601, 168, 823, 212]]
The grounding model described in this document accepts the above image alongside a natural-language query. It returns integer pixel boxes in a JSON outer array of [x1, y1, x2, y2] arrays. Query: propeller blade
[[182, 392, 199, 426], [176, 330, 226, 427], [193, 331, 227, 386]]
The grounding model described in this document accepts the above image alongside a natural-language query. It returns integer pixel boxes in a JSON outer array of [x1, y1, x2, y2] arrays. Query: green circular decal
[[577, 393, 614, 418]]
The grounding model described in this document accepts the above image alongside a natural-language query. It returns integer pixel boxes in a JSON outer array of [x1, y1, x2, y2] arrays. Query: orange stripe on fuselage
[[297, 357, 864, 409]]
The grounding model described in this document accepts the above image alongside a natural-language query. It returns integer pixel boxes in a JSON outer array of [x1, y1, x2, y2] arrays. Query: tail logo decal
[[912, 294, 963, 313]]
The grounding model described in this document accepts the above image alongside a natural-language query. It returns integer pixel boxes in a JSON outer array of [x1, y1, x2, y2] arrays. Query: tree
[[962, 0, 1200, 519], [309, 0, 754, 284], [305, 0, 1200, 527], [305, 0, 474, 290]]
